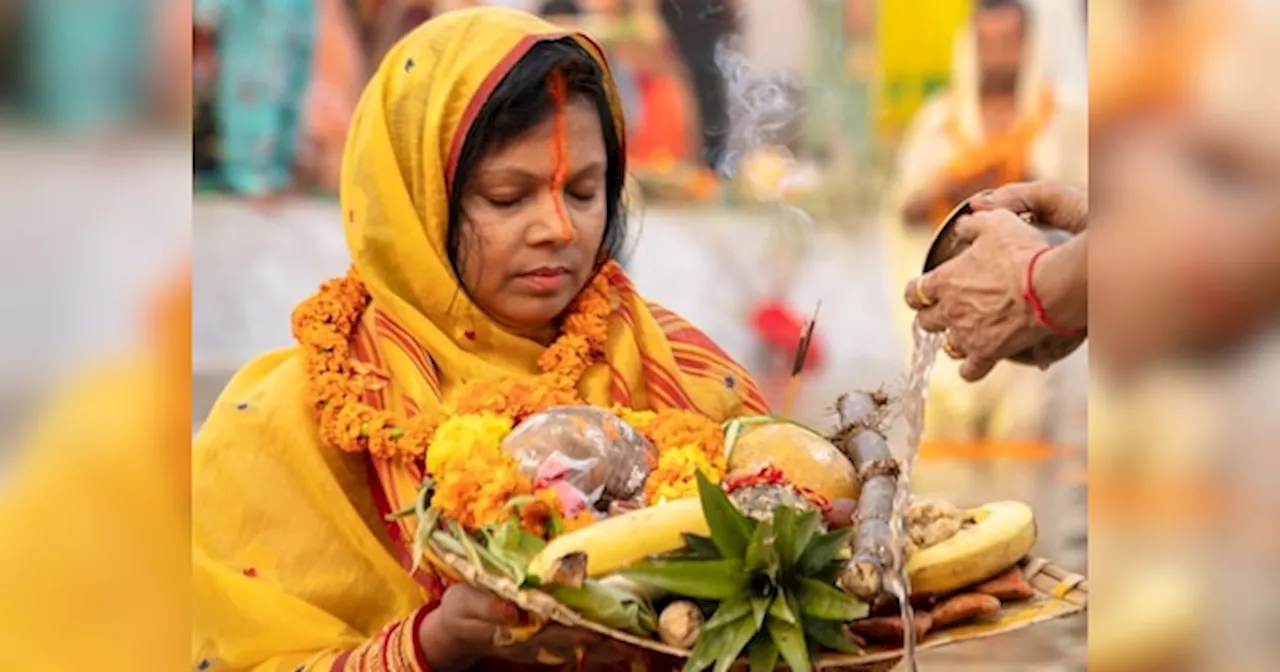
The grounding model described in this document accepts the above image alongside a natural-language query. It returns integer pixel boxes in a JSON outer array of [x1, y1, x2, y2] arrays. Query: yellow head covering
[[194, 8, 766, 670], [343, 7, 626, 382]]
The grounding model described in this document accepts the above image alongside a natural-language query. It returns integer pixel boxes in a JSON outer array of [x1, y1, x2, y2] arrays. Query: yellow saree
[[193, 8, 766, 671]]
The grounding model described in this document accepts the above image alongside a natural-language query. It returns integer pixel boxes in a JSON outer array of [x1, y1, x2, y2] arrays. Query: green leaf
[[795, 577, 869, 622], [802, 617, 861, 654], [504, 494, 539, 510], [746, 634, 780, 672], [743, 521, 778, 574], [713, 616, 763, 672], [797, 527, 854, 577], [621, 559, 749, 600], [703, 593, 754, 632], [681, 533, 724, 560], [410, 506, 440, 571], [722, 419, 747, 462], [447, 520, 486, 573], [549, 580, 657, 636], [785, 592, 805, 631], [750, 596, 772, 630], [788, 510, 823, 567], [772, 507, 799, 569], [429, 530, 467, 558], [682, 622, 733, 672], [767, 617, 813, 672], [455, 526, 520, 580], [696, 471, 753, 559], [767, 587, 797, 625], [485, 517, 547, 568]]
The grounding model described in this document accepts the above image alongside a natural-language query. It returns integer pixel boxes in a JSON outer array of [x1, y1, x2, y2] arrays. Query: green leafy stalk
[[549, 580, 656, 636], [625, 471, 868, 670], [621, 559, 748, 601], [796, 577, 869, 622], [767, 617, 812, 672], [696, 472, 755, 558], [746, 634, 781, 672]]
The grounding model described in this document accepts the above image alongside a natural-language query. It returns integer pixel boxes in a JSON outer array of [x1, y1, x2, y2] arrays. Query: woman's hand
[[905, 210, 1087, 381], [418, 584, 628, 670], [969, 181, 1089, 233]]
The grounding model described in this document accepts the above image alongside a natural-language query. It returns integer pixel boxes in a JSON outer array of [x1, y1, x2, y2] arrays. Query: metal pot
[[922, 200, 1085, 367]]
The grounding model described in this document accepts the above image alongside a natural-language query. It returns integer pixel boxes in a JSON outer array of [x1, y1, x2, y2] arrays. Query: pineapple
[[622, 473, 869, 672]]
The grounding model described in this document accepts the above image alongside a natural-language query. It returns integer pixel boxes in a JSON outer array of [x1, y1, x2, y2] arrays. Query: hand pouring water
[[922, 198, 1086, 368]]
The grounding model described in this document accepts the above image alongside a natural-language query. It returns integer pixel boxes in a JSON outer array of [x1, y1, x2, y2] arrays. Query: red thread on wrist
[[1022, 246, 1083, 337]]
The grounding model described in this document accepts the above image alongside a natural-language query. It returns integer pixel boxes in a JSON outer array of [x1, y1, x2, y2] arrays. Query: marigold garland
[[293, 263, 727, 537]]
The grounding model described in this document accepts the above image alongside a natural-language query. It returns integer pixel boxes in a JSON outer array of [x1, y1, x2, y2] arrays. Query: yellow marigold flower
[[644, 443, 724, 505], [425, 413, 512, 477]]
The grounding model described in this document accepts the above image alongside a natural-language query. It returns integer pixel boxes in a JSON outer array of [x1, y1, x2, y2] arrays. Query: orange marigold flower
[[295, 262, 721, 538]]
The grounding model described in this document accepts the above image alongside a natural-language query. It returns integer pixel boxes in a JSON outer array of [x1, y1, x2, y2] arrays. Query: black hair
[[538, 0, 584, 17], [447, 38, 627, 280]]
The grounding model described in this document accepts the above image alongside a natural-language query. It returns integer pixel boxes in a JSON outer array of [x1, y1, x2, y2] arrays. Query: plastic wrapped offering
[[501, 406, 657, 514]]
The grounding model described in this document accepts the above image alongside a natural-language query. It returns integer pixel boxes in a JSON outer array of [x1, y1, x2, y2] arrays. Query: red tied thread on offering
[[1021, 246, 1082, 337]]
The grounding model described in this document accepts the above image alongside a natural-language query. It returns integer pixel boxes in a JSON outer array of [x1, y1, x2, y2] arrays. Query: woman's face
[[455, 97, 609, 339]]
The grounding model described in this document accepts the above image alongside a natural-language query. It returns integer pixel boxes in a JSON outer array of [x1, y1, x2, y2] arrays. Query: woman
[[196, 0, 318, 200], [193, 8, 767, 671]]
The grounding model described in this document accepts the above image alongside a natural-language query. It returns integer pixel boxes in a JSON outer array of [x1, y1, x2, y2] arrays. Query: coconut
[[727, 423, 860, 501]]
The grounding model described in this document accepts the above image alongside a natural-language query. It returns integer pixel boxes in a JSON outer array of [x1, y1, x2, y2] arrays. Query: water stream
[[888, 324, 943, 671]]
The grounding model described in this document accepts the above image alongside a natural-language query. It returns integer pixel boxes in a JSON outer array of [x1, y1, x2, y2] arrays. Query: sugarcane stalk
[[831, 391, 899, 601]]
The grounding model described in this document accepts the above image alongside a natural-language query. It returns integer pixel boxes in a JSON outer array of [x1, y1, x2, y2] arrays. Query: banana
[[906, 500, 1037, 596], [527, 497, 709, 584]]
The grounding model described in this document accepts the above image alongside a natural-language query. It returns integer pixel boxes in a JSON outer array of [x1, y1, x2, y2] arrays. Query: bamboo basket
[[424, 540, 1087, 671]]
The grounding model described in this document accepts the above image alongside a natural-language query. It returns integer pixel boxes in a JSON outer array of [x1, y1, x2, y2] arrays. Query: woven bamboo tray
[[424, 542, 1087, 670]]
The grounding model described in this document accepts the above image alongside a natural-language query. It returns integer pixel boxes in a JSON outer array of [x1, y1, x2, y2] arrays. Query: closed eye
[[485, 194, 526, 209]]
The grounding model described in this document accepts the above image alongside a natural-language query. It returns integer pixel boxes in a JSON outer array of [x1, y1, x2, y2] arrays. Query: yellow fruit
[[906, 500, 1037, 596], [727, 423, 860, 501], [527, 498, 709, 583]]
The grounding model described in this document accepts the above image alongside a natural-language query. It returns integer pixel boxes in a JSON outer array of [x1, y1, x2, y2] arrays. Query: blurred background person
[[881, 0, 1086, 470], [579, 0, 702, 171], [24, 0, 153, 135], [194, 0, 319, 204], [296, 0, 365, 193], [658, 0, 737, 169]]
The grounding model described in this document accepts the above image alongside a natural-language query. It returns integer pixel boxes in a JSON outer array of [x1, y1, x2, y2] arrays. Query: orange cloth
[[629, 73, 694, 166], [928, 87, 1057, 223]]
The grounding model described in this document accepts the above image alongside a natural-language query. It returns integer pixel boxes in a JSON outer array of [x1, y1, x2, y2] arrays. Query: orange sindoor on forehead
[[547, 68, 575, 242]]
